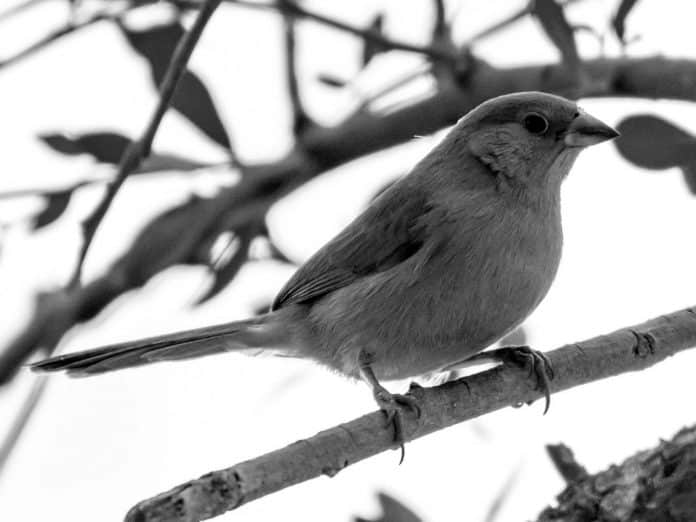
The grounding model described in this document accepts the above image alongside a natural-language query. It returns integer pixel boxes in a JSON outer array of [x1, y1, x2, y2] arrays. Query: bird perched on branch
[[33, 92, 618, 450]]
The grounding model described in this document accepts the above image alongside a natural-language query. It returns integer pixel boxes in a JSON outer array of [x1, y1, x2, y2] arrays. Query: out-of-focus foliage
[[354, 493, 422, 522], [615, 115, 696, 194]]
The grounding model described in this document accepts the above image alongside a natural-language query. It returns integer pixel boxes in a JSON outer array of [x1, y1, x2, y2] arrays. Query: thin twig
[[127, 306, 696, 521], [0, 0, 48, 24], [466, 0, 584, 45], [0, 11, 117, 70], [0, 375, 48, 475], [225, 0, 455, 63], [279, 0, 310, 134], [68, 0, 223, 288]]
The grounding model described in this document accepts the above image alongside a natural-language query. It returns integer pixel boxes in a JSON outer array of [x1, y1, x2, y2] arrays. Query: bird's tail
[[30, 313, 291, 377]]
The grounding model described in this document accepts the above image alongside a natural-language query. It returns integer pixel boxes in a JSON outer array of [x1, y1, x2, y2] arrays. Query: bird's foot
[[493, 345, 554, 414], [372, 386, 421, 464]]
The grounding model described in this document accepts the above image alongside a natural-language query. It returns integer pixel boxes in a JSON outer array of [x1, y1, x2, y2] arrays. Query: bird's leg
[[358, 350, 421, 463], [447, 346, 554, 414]]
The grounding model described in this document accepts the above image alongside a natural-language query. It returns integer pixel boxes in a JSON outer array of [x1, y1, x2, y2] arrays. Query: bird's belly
[[306, 238, 560, 380]]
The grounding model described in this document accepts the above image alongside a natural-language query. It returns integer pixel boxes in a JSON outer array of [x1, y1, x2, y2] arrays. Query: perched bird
[[33, 92, 618, 444]]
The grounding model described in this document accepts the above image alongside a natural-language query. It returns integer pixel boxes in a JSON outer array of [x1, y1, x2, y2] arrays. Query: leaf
[[500, 326, 527, 347], [361, 13, 387, 67], [317, 73, 347, 88], [615, 115, 696, 195], [612, 0, 640, 44], [39, 132, 207, 172], [354, 492, 422, 522], [615, 115, 696, 169], [33, 190, 73, 229], [196, 232, 252, 304], [120, 22, 231, 149], [40, 132, 130, 163], [532, 0, 580, 68]]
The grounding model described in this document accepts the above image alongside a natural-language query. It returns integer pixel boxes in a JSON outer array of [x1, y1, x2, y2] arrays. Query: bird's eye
[[523, 113, 549, 135]]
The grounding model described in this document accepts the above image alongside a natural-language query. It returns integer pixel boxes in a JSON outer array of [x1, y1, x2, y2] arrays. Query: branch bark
[[126, 306, 696, 522], [538, 424, 696, 521]]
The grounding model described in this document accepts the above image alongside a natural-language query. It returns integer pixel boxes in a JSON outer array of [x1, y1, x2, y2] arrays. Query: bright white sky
[[1, 1, 696, 521]]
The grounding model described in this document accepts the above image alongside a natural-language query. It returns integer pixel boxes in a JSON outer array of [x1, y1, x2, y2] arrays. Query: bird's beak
[[564, 109, 619, 148]]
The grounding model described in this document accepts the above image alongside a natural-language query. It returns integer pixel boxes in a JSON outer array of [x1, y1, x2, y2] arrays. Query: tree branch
[[538, 423, 696, 521], [126, 306, 696, 521], [228, 0, 456, 63], [278, 0, 311, 135], [68, 0, 223, 288]]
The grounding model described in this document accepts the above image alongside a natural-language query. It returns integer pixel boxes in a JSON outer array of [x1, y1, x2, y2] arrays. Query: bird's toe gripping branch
[[358, 350, 422, 464]]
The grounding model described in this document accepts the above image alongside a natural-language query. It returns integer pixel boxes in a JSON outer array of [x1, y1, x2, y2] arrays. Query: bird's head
[[453, 91, 618, 193]]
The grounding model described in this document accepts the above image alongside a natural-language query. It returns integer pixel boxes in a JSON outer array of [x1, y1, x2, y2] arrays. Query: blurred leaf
[[121, 22, 231, 149], [500, 326, 527, 347], [114, 196, 213, 284], [616, 115, 696, 195], [196, 232, 252, 304], [612, 0, 639, 44], [40, 132, 130, 163], [354, 493, 421, 522], [361, 13, 387, 67], [33, 190, 72, 229], [39, 132, 208, 172], [317, 73, 348, 88], [532, 0, 580, 68], [682, 166, 696, 195]]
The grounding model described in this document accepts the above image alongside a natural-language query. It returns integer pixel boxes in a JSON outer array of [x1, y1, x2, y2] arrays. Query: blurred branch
[[0, 10, 119, 70], [546, 443, 589, 484], [279, 0, 312, 135], [4, 54, 696, 384], [537, 423, 696, 521], [68, 0, 223, 288], [227, 0, 456, 63], [0, 375, 48, 475], [0, 0, 47, 24], [126, 307, 696, 521]]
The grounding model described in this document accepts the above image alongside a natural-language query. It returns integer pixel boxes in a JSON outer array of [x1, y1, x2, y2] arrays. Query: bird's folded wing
[[271, 181, 432, 310]]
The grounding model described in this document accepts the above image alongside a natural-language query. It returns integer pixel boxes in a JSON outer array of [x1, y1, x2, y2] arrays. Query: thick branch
[[68, 0, 223, 288], [126, 306, 696, 521], [538, 424, 696, 521]]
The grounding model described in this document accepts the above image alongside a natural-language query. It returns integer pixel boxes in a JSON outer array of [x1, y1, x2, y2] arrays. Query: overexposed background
[[2, 1, 696, 520]]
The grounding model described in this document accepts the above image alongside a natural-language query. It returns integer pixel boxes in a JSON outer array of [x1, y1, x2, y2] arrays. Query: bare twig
[[0, 11, 118, 70], [68, 0, 223, 288], [0, 375, 48, 475], [278, 0, 311, 134], [127, 307, 696, 521], [224, 0, 456, 63], [0, 0, 47, 24]]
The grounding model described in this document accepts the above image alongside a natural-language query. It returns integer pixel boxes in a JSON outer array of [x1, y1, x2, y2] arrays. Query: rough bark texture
[[125, 306, 696, 522], [539, 425, 696, 522]]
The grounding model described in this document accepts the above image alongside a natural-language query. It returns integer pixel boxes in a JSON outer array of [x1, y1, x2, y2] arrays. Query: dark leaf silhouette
[[354, 492, 422, 522], [33, 190, 72, 230], [121, 22, 231, 149], [612, 0, 640, 44], [196, 232, 253, 304], [532, 0, 580, 68], [39, 132, 207, 172], [362, 13, 387, 67], [500, 326, 527, 347], [40, 132, 130, 163], [317, 73, 348, 88], [615, 114, 696, 194]]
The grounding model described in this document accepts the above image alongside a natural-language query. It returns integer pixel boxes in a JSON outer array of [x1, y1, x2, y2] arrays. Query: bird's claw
[[497, 345, 554, 414], [373, 389, 421, 464]]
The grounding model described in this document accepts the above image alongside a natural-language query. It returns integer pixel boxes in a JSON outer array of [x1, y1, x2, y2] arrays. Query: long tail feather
[[30, 314, 287, 376]]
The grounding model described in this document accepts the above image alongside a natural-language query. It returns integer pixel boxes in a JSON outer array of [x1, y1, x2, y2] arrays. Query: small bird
[[33, 92, 618, 445]]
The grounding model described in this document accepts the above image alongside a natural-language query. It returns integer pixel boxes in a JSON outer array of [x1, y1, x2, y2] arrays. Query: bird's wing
[[271, 182, 432, 311]]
